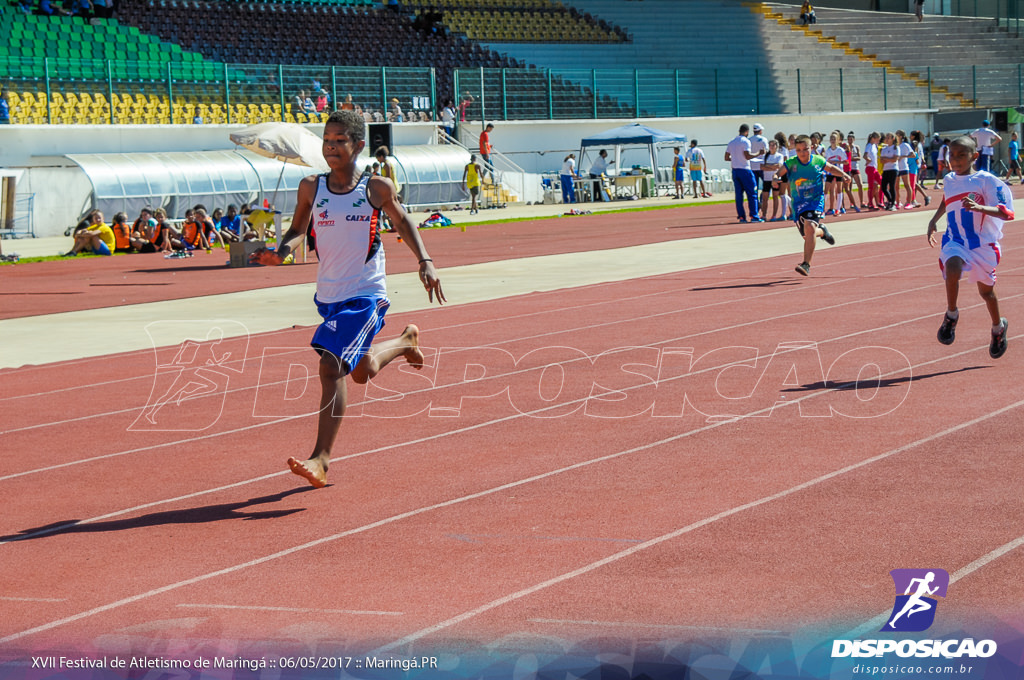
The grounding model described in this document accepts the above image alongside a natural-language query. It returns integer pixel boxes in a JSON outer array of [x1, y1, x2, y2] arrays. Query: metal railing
[[4, 58, 1024, 124], [0, 196, 36, 239]]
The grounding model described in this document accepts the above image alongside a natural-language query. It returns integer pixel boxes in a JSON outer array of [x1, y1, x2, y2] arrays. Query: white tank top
[[310, 172, 387, 303]]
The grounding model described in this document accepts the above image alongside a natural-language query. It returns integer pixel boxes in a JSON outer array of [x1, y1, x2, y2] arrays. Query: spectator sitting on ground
[[171, 207, 208, 251], [194, 207, 224, 248], [218, 204, 253, 242], [151, 208, 174, 252], [110, 211, 141, 253], [800, 0, 816, 24], [131, 206, 160, 252], [65, 209, 115, 256]]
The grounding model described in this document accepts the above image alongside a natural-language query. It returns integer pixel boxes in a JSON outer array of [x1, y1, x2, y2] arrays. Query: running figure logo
[[881, 569, 950, 632], [131, 320, 248, 432]]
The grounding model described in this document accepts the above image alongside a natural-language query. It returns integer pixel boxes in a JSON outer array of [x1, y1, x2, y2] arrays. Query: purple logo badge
[[881, 569, 949, 632]]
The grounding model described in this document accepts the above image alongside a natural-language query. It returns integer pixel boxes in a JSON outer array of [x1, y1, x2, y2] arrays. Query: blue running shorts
[[310, 295, 390, 373]]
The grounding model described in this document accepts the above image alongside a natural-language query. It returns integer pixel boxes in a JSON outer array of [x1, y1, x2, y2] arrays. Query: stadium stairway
[[759, 2, 1024, 109], [750, 3, 969, 110]]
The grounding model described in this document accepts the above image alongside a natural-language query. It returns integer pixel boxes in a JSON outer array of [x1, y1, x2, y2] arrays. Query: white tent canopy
[[579, 123, 688, 186]]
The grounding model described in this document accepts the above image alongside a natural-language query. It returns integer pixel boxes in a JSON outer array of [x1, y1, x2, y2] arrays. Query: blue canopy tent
[[579, 123, 687, 197]]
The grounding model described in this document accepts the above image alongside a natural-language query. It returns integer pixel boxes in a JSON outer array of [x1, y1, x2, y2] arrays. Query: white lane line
[[4, 297, 1018, 544], [0, 596, 67, 603], [175, 604, 403, 616], [528, 618, 784, 635], [373, 398, 1024, 653], [0, 265, 865, 435], [2, 333, 1019, 646], [842, 533, 1024, 639], [0, 239, 924, 424], [0, 266, 950, 478]]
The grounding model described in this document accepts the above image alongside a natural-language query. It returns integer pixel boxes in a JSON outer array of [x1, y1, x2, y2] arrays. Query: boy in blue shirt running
[[774, 134, 851, 276]]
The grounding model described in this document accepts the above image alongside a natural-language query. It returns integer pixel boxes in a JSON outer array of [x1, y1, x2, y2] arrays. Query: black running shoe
[[820, 225, 836, 245], [937, 312, 958, 345], [795, 262, 810, 276], [990, 318, 1008, 358]]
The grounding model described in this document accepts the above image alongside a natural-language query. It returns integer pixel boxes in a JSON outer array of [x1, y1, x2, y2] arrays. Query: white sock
[[993, 319, 1006, 333], [947, 309, 959, 321]]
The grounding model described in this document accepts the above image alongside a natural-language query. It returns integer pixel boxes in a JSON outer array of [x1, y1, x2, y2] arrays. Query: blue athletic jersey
[[784, 155, 827, 216]]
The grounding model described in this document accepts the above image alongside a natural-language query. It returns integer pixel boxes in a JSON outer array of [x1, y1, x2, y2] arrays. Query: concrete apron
[[0, 211, 928, 369]]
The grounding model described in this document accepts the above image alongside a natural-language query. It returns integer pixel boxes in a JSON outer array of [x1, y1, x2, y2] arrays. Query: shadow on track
[[1, 487, 316, 544]]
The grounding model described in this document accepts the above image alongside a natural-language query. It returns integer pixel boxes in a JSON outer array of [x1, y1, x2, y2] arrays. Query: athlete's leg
[[289, 350, 347, 488], [349, 324, 424, 385], [977, 281, 1001, 326], [943, 257, 963, 313], [802, 217, 819, 265]]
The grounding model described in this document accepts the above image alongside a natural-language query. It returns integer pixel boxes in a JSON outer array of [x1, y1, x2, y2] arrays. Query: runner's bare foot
[[288, 457, 327, 488], [402, 325, 424, 369]]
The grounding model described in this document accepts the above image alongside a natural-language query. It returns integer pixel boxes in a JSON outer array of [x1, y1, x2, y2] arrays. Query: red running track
[[1, 218, 1023, 662]]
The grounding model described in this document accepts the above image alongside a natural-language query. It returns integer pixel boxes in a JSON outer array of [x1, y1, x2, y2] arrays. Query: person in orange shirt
[[110, 211, 150, 252], [194, 207, 224, 249], [172, 208, 210, 251], [478, 123, 494, 181]]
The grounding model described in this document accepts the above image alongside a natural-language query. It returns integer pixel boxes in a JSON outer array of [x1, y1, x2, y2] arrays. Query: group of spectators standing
[[64, 203, 265, 257], [723, 119, 1018, 223]]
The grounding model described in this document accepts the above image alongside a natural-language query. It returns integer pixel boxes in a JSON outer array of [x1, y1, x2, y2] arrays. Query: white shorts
[[940, 240, 1001, 286]]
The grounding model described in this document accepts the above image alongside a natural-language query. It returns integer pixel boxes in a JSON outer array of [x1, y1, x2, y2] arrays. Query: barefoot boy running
[[253, 110, 445, 487], [774, 134, 850, 276], [927, 136, 1013, 358]]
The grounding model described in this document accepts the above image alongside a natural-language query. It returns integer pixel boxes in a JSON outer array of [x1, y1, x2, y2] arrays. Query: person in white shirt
[[970, 119, 1002, 173], [879, 132, 902, 210], [774, 131, 792, 218], [824, 132, 848, 215], [724, 123, 764, 222], [864, 131, 882, 209], [251, 110, 444, 488], [440, 98, 456, 140], [896, 129, 916, 208], [926, 135, 1014, 358], [589, 149, 614, 202], [933, 138, 950, 188], [560, 153, 579, 204], [847, 131, 866, 210], [749, 123, 769, 190], [760, 139, 785, 221]]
